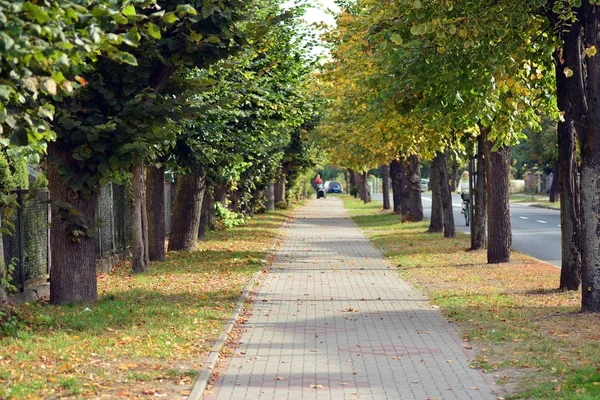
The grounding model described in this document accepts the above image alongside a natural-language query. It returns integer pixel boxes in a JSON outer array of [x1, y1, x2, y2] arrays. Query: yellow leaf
[[564, 67, 573, 78], [585, 45, 597, 57]]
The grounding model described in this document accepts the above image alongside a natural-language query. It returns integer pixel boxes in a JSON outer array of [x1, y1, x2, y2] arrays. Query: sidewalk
[[205, 197, 497, 400]]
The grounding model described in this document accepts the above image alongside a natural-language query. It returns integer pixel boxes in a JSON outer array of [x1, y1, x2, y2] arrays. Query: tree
[[46, 0, 278, 303]]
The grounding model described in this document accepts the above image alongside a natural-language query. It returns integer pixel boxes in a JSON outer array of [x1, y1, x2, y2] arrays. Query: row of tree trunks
[[146, 165, 166, 261], [471, 128, 488, 251], [381, 164, 390, 210], [168, 173, 206, 252], [48, 144, 99, 304]]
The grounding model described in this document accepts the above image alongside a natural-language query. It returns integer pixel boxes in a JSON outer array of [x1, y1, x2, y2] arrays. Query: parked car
[[420, 178, 429, 192], [327, 181, 343, 193]]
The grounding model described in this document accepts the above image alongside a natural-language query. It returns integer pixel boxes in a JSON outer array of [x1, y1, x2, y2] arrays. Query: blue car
[[327, 182, 343, 193]]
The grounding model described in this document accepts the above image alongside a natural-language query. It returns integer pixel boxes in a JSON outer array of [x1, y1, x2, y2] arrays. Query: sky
[[303, 0, 339, 27], [281, 0, 340, 56]]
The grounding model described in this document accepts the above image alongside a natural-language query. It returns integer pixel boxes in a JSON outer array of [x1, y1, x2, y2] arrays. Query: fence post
[[17, 190, 25, 292], [46, 188, 51, 275], [110, 184, 116, 255]]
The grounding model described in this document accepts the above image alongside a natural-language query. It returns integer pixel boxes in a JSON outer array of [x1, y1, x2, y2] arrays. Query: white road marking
[[519, 216, 529, 220], [536, 220, 548, 224]]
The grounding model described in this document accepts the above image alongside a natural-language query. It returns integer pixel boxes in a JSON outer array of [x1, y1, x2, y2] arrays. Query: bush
[[215, 202, 245, 230], [274, 201, 288, 210], [350, 186, 359, 198]]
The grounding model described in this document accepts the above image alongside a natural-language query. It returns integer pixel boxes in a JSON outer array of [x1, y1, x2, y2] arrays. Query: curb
[[187, 211, 293, 400], [186, 268, 263, 400]]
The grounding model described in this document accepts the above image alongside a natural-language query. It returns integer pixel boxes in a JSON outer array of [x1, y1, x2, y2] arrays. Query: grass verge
[[0, 209, 291, 399], [343, 196, 600, 399], [509, 193, 560, 209]]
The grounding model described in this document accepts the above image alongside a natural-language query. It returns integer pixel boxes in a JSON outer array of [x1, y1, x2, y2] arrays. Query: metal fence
[[3, 189, 50, 291], [5, 181, 175, 292]]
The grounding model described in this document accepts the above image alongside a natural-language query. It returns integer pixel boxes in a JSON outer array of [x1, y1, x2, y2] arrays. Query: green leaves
[[147, 23, 161, 39], [162, 12, 179, 24]]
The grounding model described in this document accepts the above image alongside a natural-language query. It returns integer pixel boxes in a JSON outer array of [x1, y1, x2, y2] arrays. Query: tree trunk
[[485, 141, 512, 263], [580, 3, 600, 311], [555, 30, 584, 291], [344, 171, 350, 194], [549, 160, 559, 203], [400, 160, 411, 217], [131, 161, 150, 273], [406, 155, 423, 222], [146, 165, 165, 262], [199, 185, 215, 239], [439, 151, 455, 237], [390, 160, 403, 213], [381, 164, 390, 210], [274, 169, 286, 204], [449, 159, 459, 192], [266, 184, 275, 211], [168, 173, 206, 252], [362, 171, 371, 203], [471, 128, 488, 250], [428, 154, 444, 233], [48, 144, 99, 304], [0, 216, 7, 310]]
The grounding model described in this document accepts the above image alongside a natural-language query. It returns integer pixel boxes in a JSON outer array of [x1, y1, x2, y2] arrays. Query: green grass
[[0, 208, 291, 399], [342, 195, 600, 399], [510, 192, 561, 209]]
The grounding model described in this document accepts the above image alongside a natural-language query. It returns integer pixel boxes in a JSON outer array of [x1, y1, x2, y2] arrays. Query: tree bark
[[358, 172, 370, 203], [130, 161, 150, 273], [274, 168, 287, 204], [428, 154, 444, 233], [381, 164, 390, 210], [48, 143, 99, 304], [363, 171, 371, 203], [168, 173, 206, 252], [406, 155, 423, 222], [146, 165, 165, 261], [549, 160, 559, 203], [390, 160, 403, 213], [449, 159, 458, 192], [266, 184, 275, 211], [580, 3, 600, 311], [0, 216, 7, 310], [439, 151, 455, 237], [199, 185, 215, 239], [471, 128, 488, 250], [554, 46, 582, 291], [485, 141, 512, 263]]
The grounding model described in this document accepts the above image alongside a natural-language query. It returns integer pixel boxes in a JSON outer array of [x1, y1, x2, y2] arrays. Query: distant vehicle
[[420, 178, 429, 192], [327, 181, 343, 193], [317, 183, 326, 199]]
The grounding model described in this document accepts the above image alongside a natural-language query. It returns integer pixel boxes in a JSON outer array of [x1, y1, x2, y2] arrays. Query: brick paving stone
[[205, 198, 497, 400]]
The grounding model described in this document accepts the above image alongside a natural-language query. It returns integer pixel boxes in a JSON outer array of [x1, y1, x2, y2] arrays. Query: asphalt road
[[371, 192, 561, 267]]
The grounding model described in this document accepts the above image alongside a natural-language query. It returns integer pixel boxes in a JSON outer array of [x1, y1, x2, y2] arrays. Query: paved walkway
[[206, 198, 496, 400]]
